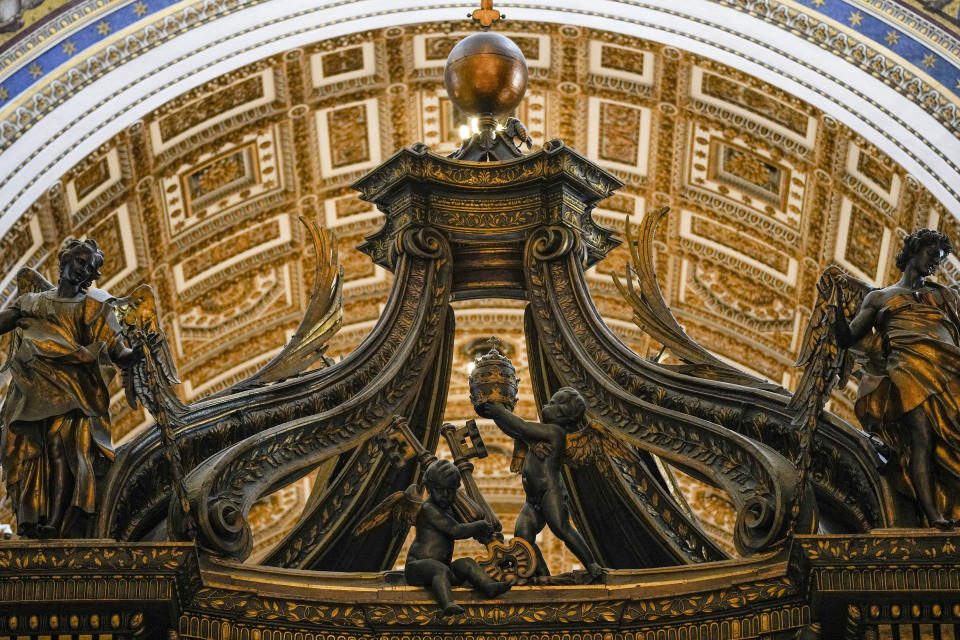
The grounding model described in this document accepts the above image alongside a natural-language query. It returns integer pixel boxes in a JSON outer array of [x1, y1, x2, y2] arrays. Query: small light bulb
[[459, 124, 470, 140], [495, 122, 504, 131], [470, 117, 480, 134], [467, 361, 476, 374]]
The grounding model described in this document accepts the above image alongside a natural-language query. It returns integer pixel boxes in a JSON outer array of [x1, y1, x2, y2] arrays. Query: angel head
[[423, 459, 461, 508], [541, 387, 586, 432], [896, 229, 953, 277], [58, 238, 104, 292]]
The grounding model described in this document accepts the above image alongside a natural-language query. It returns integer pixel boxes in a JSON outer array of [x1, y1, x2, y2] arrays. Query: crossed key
[[377, 415, 538, 582], [442, 419, 488, 463], [379, 416, 437, 469]]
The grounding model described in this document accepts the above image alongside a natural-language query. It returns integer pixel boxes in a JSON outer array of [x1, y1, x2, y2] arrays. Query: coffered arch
[[0, 5, 959, 561], [0, 0, 957, 240]]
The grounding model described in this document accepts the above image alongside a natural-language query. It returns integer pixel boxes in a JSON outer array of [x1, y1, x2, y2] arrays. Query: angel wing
[[786, 266, 874, 529], [355, 484, 423, 537], [508, 421, 632, 473], [564, 420, 633, 469], [112, 284, 183, 415], [0, 268, 54, 371], [789, 266, 875, 415], [15, 266, 54, 294]]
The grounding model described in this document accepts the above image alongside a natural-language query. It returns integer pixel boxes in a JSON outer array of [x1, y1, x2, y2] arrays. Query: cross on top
[[471, 0, 502, 29], [482, 335, 507, 353]]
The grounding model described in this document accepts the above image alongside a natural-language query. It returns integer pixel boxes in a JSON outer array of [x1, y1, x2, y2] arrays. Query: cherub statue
[[479, 388, 603, 580], [356, 459, 511, 615], [0, 239, 178, 538], [794, 229, 960, 530]]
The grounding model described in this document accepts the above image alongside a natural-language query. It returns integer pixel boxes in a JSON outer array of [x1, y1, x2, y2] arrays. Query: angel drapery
[[0, 239, 179, 538], [855, 283, 960, 522], [795, 231, 960, 529], [1, 287, 126, 533]]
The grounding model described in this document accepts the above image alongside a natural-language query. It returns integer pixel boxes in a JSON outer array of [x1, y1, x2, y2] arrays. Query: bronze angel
[[0, 239, 179, 538], [793, 229, 960, 530]]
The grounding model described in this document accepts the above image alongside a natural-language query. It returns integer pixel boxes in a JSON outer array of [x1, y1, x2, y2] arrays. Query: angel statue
[[794, 228, 960, 531], [356, 459, 511, 616], [0, 238, 179, 538]]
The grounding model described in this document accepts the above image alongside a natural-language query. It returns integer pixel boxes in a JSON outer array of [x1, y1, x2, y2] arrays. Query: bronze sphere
[[443, 32, 528, 117]]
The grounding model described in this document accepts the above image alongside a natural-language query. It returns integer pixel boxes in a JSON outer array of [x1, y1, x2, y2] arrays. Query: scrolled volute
[[400, 226, 447, 260], [523, 229, 810, 555], [529, 225, 582, 262], [177, 420, 389, 558], [172, 230, 454, 559], [738, 493, 778, 552], [195, 496, 247, 557]]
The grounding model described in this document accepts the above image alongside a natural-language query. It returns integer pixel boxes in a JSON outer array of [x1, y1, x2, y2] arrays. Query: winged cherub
[[795, 229, 960, 530], [356, 459, 511, 615], [479, 388, 603, 580], [0, 239, 177, 538]]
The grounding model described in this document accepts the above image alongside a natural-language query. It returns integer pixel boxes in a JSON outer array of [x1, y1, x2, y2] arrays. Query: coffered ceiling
[[0, 19, 956, 558]]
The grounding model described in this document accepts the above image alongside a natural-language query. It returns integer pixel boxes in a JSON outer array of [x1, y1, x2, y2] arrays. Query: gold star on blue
[[810, 0, 825, 6], [848, 11, 863, 27], [884, 31, 900, 46], [923, 53, 936, 68], [62, 40, 76, 55], [28, 63, 42, 78], [97, 21, 111, 35], [0, 87, 8, 101], [133, 2, 148, 16]]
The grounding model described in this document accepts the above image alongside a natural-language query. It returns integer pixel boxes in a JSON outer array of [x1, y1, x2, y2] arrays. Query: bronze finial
[[470, 0, 502, 29]]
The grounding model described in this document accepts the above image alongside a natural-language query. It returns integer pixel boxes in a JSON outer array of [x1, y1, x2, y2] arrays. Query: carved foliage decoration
[[0, 19, 946, 551], [612, 208, 887, 533], [524, 224, 805, 554], [174, 227, 453, 558]]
